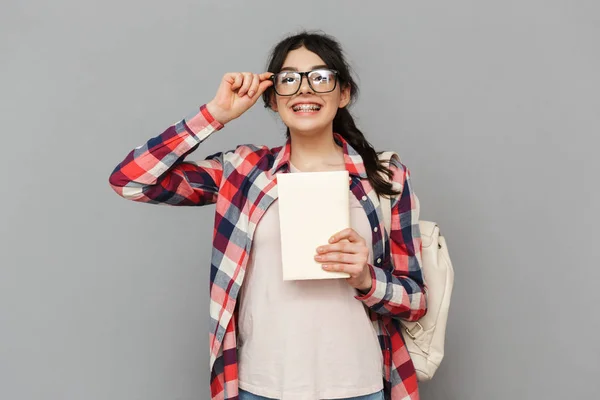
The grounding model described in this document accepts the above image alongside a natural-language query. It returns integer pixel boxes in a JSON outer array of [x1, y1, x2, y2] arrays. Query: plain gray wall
[[1, 0, 598, 399]]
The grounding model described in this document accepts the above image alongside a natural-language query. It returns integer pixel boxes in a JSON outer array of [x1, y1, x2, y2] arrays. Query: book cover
[[276, 170, 351, 280]]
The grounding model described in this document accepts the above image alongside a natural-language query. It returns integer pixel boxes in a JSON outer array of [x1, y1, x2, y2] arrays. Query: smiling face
[[270, 46, 351, 137]]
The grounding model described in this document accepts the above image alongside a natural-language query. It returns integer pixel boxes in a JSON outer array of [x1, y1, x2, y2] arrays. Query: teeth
[[293, 104, 321, 112]]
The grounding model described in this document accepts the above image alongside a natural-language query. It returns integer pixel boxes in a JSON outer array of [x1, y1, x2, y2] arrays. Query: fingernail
[[329, 237, 334, 243], [248, 90, 255, 97], [317, 247, 323, 253]]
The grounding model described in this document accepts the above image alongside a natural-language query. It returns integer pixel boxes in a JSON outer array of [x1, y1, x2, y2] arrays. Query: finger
[[259, 72, 274, 81], [223, 73, 236, 85], [256, 79, 273, 97], [314, 251, 362, 264], [238, 72, 253, 97], [316, 242, 363, 255], [321, 263, 361, 276], [329, 228, 365, 244], [230, 73, 243, 91], [248, 74, 260, 98], [322, 263, 349, 273]]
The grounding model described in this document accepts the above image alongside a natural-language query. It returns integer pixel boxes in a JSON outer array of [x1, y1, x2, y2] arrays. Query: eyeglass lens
[[274, 69, 336, 95]]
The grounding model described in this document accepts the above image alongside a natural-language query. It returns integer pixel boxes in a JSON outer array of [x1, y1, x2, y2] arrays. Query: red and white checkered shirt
[[109, 105, 427, 400]]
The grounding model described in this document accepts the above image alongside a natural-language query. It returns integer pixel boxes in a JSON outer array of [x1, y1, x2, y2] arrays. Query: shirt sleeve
[[355, 161, 427, 322], [108, 104, 225, 206]]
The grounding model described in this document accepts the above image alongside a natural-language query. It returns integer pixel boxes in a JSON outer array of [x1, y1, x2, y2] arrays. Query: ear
[[268, 92, 278, 112], [339, 84, 351, 108]]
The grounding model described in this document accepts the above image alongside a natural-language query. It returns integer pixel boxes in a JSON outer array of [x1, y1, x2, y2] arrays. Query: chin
[[282, 114, 334, 135], [286, 122, 329, 136]]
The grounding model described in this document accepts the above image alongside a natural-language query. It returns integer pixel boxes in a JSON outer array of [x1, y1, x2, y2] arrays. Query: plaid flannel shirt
[[109, 104, 427, 400]]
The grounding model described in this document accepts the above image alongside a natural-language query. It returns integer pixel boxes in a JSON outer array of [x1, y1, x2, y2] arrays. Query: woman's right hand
[[206, 72, 274, 125]]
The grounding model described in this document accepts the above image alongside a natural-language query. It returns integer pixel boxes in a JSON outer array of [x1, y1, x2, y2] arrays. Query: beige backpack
[[378, 152, 455, 382]]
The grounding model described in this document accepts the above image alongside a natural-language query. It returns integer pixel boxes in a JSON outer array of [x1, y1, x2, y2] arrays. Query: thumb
[[255, 79, 273, 97]]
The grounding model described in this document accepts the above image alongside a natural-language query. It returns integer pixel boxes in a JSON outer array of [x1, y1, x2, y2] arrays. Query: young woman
[[109, 31, 427, 400]]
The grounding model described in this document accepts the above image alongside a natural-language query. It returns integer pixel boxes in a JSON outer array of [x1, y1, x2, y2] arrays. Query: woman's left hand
[[314, 228, 372, 292]]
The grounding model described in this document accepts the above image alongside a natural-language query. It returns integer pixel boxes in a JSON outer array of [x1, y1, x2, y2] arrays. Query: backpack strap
[[377, 151, 401, 234]]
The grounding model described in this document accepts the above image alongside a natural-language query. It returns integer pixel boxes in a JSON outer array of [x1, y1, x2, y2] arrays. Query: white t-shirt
[[237, 164, 383, 400]]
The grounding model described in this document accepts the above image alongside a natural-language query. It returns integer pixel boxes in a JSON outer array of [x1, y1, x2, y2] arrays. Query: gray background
[[1, 0, 598, 399]]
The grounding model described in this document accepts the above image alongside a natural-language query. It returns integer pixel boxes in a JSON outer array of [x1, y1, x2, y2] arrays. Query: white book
[[276, 170, 351, 280]]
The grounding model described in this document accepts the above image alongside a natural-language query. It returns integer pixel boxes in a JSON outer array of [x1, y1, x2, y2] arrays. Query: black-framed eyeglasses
[[270, 68, 339, 96]]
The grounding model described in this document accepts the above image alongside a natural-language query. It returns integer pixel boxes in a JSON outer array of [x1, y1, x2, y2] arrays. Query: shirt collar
[[270, 132, 368, 179]]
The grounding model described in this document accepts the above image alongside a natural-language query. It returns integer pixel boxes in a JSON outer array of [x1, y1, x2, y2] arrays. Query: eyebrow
[[279, 64, 329, 72]]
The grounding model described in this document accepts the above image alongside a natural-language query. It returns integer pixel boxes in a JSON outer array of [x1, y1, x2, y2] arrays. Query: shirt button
[[361, 195, 367, 201], [377, 258, 382, 264], [374, 227, 378, 232]]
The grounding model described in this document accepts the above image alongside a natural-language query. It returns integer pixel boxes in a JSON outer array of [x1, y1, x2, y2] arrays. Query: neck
[[288, 125, 344, 171]]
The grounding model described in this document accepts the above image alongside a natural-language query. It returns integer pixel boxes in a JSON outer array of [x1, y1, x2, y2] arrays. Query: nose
[[298, 74, 314, 94]]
